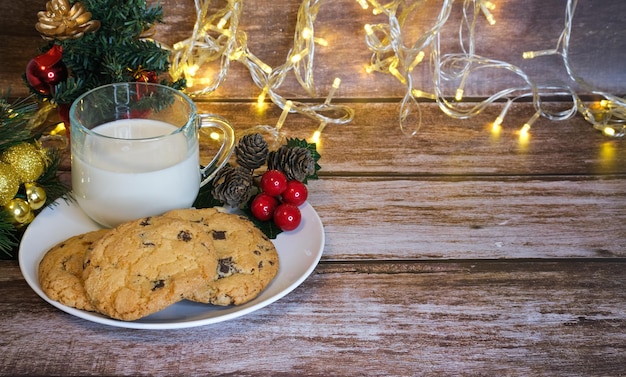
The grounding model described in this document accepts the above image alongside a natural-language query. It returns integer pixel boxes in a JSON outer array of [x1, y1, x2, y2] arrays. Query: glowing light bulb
[[245, 53, 272, 74], [480, 5, 496, 25], [522, 49, 558, 59], [603, 127, 616, 137], [185, 64, 200, 77], [492, 100, 513, 129], [311, 130, 322, 143], [276, 100, 292, 131], [482, 1, 496, 10], [388, 59, 406, 84], [302, 27, 313, 39], [291, 48, 309, 64], [217, 16, 228, 30], [311, 121, 327, 144], [455, 88, 464, 101], [493, 116, 503, 128], [522, 111, 541, 133], [257, 87, 268, 108], [411, 89, 436, 100], [325, 77, 341, 105], [408, 51, 425, 72]]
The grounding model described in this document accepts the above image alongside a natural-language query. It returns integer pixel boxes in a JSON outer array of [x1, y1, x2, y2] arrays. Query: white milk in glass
[[72, 118, 200, 227]]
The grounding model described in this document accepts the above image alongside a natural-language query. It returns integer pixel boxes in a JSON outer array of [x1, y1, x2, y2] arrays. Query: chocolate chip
[[253, 250, 261, 256], [142, 242, 155, 247], [212, 230, 226, 240], [217, 257, 236, 278], [178, 230, 192, 242], [152, 280, 165, 291], [140, 217, 152, 226]]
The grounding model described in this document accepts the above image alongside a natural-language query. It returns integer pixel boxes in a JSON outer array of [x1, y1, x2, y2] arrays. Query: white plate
[[18, 197, 324, 330]]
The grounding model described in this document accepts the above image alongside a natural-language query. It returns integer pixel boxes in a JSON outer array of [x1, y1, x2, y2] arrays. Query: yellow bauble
[[25, 182, 47, 210], [6, 198, 34, 224], [0, 162, 20, 206], [1, 143, 46, 183]]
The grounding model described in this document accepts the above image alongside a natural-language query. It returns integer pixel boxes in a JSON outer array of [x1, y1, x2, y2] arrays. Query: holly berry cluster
[[194, 133, 320, 239], [250, 170, 308, 231]]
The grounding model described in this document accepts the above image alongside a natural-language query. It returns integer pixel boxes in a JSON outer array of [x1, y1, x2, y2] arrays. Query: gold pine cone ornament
[[36, 0, 100, 41]]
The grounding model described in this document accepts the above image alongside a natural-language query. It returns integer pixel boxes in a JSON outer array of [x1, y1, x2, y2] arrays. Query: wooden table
[[2, 101, 626, 375], [2, 0, 626, 375]]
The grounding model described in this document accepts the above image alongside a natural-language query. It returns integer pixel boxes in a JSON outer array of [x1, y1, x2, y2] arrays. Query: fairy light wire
[[168, 0, 624, 138], [360, 0, 625, 137], [167, 0, 354, 141]]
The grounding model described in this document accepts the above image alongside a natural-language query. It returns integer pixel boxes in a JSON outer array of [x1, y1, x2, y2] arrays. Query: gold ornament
[[25, 183, 47, 210], [1, 143, 46, 183], [0, 162, 20, 206], [36, 0, 101, 41], [6, 198, 34, 224]]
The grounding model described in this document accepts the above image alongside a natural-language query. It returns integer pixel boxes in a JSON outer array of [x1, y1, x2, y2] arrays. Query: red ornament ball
[[25, 45, 68, 96]]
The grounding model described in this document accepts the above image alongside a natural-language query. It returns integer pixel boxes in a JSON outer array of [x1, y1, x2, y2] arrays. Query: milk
[[72, 119, 201, 228]]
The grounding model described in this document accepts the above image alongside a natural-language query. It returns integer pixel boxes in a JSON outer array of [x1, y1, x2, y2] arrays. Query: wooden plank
[[309, 175, 626, 260], [1, 259, 625, 376], [193, 101, 626, 176], [51, 101, 626, 176], [32, 172, 626, 261], [2, 0, 625, 99]]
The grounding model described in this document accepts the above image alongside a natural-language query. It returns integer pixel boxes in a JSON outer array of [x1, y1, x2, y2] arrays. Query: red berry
[[250, 193, 278, 221], [273, 203, 302, 231], [281, 180, 308, 206], [260, 170, 288, 197]]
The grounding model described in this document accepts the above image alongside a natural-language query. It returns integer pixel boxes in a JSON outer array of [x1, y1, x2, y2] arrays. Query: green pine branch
[[26, 0, 178, 105]]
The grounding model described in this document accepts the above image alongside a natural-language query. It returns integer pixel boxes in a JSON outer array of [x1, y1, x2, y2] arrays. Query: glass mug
[[70, 82, 234, 228]]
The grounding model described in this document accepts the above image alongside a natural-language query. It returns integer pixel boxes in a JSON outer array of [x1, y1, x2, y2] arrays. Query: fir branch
[[37, 148, 70, 207], [0, 96, 40, 148], [0, 211, 18, 259]]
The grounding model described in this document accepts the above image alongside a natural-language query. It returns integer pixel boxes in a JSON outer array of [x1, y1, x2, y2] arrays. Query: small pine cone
[[235, 133, 269, 170], [36, 0, 101, 41], [267, 146, 315, 182], [211, 165, 254, 207]]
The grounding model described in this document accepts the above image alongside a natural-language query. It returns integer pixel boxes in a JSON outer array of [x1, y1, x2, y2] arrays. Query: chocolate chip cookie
[[82, 216, 218, 321], [38, 229, 110, 312], [163, 208, 280, 306]]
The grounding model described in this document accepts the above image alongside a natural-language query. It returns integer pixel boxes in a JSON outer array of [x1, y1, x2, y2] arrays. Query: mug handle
[[198, 114, 235, 186]]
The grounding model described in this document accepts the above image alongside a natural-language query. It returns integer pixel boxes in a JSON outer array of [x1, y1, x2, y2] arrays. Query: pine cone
[[267, 146, 315, 182], [36, 0, 101, 41], [211, 165, 254, 207], [235, 133, 269, 170]]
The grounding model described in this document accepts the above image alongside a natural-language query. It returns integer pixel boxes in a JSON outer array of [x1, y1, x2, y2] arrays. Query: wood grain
[[310, 175, 626, 260], [192, 101, 626, 176], [1, 0, 626, 375], [1, 260, 625, 376], [2, 0, 625, 99]]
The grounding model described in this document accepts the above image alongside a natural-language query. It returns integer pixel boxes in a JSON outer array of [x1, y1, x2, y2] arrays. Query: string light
[[358, 0, 625, 138], [168, 0, 624, 140], [168, 0, 354, 143]]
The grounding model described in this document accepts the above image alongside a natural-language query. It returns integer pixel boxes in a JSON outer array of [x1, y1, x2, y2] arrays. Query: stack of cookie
[[38, 208, 280, 321]]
